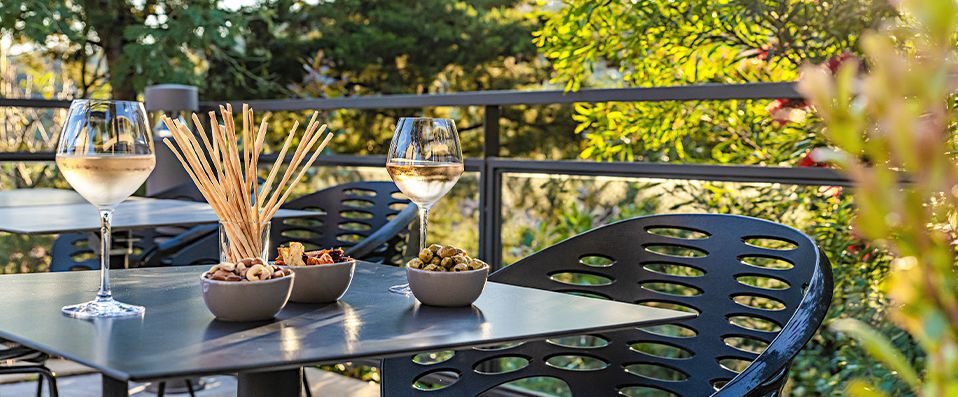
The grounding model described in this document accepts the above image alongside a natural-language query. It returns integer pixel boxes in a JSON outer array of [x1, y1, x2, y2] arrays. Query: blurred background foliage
[[0, 0, 930, 395], [798, 0, 958, 394]]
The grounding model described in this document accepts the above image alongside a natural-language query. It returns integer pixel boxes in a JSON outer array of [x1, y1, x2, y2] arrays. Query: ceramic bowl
[[406, 266, 489, 307], [277, 260, 356, 303], [199, 272, 294, 322]]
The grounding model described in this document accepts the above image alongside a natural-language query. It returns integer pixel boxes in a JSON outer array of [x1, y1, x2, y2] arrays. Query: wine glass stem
[[418, 205, 431, 252], [97, 208, 114, 301]]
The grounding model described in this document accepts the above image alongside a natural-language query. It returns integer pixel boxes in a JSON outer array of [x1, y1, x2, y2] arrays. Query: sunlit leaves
[[534, 0, 894, 164]]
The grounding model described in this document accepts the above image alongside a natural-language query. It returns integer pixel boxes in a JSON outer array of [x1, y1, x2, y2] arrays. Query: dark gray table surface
[[0, 262, 694, 382], [0, 197, 319, 235], [0, 188, 86, 207]]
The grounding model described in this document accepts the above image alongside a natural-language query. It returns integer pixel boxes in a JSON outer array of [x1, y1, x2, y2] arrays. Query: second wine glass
[[386, 118, 463, 294]]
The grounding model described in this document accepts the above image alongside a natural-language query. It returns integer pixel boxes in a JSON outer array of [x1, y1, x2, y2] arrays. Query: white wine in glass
[[56, 99, 155, 318], [386, 118, 463, 294]]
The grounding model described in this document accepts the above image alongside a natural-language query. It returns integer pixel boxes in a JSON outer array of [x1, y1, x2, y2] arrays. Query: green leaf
[[831, 318, 922, 393]]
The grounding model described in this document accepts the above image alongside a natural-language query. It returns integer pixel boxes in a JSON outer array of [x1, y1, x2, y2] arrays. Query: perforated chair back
[[49, 228, 165, 271], [49, 182, 218, 271], [270, 181, 413, 265], [381, 213, 832, 397]]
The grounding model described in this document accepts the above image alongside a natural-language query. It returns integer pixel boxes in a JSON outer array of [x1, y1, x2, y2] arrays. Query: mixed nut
[[275, 242, 353, 266], [407, 244, 488, 272], [204, 258, 292, 282]]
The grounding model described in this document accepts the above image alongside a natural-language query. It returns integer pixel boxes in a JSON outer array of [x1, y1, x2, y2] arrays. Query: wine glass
[[56, 99, 155, 318], [386, 118, 463, 294]]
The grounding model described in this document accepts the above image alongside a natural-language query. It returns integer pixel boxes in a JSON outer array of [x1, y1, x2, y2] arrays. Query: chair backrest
[[49, 228, 167, 271], [381, 213, 832, 397], [49, 182, 218, 271], [270, 181, 413, 265]]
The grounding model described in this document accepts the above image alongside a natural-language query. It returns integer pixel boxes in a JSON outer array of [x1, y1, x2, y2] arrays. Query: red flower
[[824, 53, 859, 73]]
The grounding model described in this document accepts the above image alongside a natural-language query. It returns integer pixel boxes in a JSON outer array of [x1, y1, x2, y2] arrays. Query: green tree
[[0, 0, 260, 99], [534, 0, 895, 163], [256, 0, 578, 158]]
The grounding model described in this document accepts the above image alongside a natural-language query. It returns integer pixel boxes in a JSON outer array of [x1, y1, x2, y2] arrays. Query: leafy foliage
[[533, 0, 895, 163], [0, 0, 257, 99], [277, 0, 579, 158], [798, 0, 958, 394]]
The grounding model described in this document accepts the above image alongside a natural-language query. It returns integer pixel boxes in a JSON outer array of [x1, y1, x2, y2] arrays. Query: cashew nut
[[245, 264, 270, 281]]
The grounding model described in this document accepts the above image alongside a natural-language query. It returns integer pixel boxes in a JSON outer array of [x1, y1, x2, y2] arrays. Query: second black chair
[[381, 213, 833, 397], [270, 181, 415, 265]]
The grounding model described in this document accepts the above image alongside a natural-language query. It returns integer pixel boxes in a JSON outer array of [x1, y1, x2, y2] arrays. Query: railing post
[[479, 105, 501, 269], [144, 84, 198, 196]]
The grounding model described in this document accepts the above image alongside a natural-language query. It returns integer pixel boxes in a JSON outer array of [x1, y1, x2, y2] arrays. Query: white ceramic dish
[[277, 260, 356, 303], [406, 266, 489, 307], [200, 272, 294, 322]]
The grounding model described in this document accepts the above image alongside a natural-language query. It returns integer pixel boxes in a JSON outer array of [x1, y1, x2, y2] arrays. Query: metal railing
[[0, 82, 846, 268]]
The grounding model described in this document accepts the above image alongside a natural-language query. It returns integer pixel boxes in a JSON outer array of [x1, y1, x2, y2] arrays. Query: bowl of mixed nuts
[[200, 258, 294, 322], [274, 242, 356, 303], [406, 244, 489, 307]]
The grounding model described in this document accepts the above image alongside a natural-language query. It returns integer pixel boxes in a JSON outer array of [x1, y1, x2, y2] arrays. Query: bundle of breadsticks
[[160, 104, 331, 263]]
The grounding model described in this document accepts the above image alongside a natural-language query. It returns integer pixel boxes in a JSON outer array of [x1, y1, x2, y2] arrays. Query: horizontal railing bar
[[257, 154, 485, 172], [486, 158, 852, 187], [0, 152, 56, 161], [1, 82, 800, 112], [0, 151, 847, 186], [0, 98, 72, 108], [207, 82, 801, 111]]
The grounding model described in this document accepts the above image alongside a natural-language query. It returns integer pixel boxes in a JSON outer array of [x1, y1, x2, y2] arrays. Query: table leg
[[101, 375, 128, 397], [237, 368, 303, 397]]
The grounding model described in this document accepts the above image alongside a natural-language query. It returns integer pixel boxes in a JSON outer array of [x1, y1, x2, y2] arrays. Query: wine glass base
[[62, 298, 145, 319], [388, 283, 412, 295]]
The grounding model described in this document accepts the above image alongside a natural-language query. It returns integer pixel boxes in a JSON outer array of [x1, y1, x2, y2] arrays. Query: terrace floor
[[0, 360, 379, 396]]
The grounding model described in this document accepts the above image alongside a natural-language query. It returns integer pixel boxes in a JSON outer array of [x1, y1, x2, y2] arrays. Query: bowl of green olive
[[405, 244, 489, 307]]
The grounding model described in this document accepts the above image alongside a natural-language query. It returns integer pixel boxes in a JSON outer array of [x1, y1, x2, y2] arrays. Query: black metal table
[[0, 262, 695, 397], [0, 196, 317, 235]]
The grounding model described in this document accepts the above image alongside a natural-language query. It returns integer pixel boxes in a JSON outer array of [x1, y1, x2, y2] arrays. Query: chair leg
[[302, 367, 312, 397], [35, 375, 43, 397], [157, 381, 166, 397], [185, 378, 196, 397], [43, 369, 58, 397]]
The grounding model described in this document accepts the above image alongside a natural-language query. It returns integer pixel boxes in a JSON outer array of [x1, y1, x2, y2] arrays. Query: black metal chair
[[0, 338, 58, 397], [381, 213, 833, 397], [270, 181, 416, 265], [49, 183, 220, 272]]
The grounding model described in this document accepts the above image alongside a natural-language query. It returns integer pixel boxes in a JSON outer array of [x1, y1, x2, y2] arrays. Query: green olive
[[438, 246, 460, 258], [407, 258, 423, 269], [441, 257, 456, 269], [418, 249, 434, 262], [470, 259, 488, 270]]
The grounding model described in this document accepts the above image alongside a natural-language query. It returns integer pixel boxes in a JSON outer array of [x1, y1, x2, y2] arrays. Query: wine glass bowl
[[56, 99, 155, 318], [386, 118, 463, 294]]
